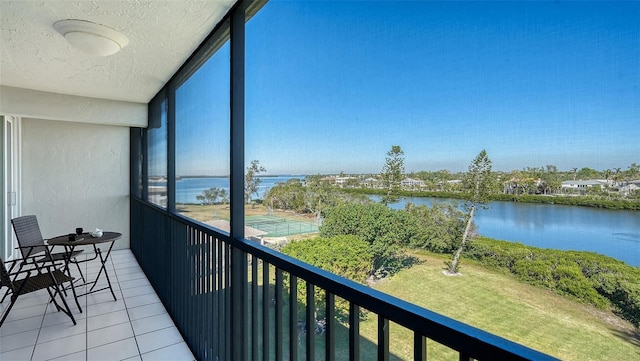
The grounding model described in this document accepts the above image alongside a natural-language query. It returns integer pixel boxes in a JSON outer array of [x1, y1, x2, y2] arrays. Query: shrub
[[405, 203, 466, 253], [467, 238, 640, 327], [320, 203, 409, 275], [282, 235, 373, 321]]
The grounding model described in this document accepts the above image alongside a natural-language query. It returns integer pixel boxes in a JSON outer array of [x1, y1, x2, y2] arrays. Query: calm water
[[174, 177, 640, 266], [175, 175, 304, 204], [377, 196, 640, 267]]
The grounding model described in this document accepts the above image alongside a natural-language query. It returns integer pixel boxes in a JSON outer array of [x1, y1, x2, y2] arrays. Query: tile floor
[[0, 249, 195, 361]]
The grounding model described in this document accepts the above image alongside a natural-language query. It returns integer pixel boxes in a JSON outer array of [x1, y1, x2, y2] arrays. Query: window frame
[[136, 1, 266, 237]]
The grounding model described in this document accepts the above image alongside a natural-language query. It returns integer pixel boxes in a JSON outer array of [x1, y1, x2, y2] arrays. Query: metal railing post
[[230, 1, 246, 360]]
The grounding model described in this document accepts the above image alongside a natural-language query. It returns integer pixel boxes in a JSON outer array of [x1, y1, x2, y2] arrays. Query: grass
[[360, 252, 640, 360], [179, 204, 639, 359], [176, 203, 316, 222], [253, 252, 639, 360], [176, 204, 319, 240]]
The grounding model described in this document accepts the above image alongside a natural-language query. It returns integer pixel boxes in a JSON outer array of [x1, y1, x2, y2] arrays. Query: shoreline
[[347, 188, 640, 211]]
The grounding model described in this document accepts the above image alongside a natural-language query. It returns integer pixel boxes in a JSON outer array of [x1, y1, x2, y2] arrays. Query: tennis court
[[246, 215, 320, 237]]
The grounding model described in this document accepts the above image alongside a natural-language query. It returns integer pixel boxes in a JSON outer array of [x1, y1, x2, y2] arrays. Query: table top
[[47, 231, 122, 246]]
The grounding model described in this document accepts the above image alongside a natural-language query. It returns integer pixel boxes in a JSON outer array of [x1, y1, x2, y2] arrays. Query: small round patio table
[[48, 231, 122, 301]]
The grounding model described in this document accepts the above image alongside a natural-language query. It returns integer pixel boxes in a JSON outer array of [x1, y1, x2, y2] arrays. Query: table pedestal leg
[[89, 241, 117, 301]]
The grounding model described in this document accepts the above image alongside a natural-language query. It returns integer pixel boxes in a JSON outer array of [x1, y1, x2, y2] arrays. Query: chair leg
[[0, 288, 10, 303], [73, 259, 86, 283], [68, 279, 82, 313], [0, 296, 18, 327], [49, 286, 76, 326], [45, 287, 63, 312], [0, 262, 24, 303], [46, 274, 82, 314]]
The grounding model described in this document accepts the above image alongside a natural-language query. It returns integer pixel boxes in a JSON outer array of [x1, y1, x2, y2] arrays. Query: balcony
[[0, 208, 557, 361], [1, 249, 195, 360], [1, 1, 562, 360], [129, 198, 557, 361]]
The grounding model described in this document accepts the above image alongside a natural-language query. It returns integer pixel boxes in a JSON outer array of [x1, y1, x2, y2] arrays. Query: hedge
[[467, 238, 640, 327]]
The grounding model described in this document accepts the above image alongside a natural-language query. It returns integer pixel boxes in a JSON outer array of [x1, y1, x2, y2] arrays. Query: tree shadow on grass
[[609, 327, 640, 349], [377, 253, 424, 280], [399, 253, 423, 269]]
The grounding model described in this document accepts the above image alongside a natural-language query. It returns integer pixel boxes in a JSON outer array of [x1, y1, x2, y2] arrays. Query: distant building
[[561, 179, 610, 189], [335, 176, 354, 186], [321, 175, 356, 187], [503, 177, 542, 194], [619, 182, 640, 195], [148, 185, 167, 207], [362, 177, 379, 188], [401, 177, 425, 188]]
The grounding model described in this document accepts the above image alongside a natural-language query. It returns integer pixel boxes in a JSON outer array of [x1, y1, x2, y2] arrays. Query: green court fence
[[246, 215, 320, 237]]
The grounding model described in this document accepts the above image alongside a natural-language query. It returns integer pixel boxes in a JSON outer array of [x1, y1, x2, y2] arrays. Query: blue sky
[[175, 1, 639, 176]]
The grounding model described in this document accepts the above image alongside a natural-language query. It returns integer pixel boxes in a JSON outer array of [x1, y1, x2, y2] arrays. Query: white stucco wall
[[0, 85, 147, 127], [21, 118, 130, 250]]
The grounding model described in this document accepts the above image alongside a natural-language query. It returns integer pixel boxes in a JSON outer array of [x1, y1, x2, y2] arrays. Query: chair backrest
[[11, 215, 48, 258]]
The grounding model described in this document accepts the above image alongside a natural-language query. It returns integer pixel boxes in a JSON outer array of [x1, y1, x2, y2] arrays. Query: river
[[375, 196, 640, 267], [175, 177, 640, 267], [175, 175, 305, 204]]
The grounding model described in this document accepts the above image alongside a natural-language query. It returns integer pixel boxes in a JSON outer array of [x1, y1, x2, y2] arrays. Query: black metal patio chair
[[1, 215, 84, 312], [0, 257, 77, 326], [11, 215, 85, 283]]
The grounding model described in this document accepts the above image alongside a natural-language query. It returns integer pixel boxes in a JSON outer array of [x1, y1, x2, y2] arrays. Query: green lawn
[[253, 251, 639, 360], [359, 252, 640, 360], [186, 204, 639, 359]]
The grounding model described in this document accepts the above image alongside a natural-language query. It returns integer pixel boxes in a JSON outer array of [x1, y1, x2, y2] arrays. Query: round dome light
[[53, 19, 129, 56]]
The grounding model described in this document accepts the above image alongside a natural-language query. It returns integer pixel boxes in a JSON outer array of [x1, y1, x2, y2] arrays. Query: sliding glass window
[[175, 40, 231, 223], [146, 96, 168, 208]]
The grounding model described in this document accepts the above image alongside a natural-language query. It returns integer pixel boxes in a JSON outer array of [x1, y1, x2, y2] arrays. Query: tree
[[613, 167, 622, 186], [283, 235, 372, 283], [196, 187, 228, 205], [577, 167, 599, 180], [603, 169, 612, 183], [627, 163, 639, 181], [626, 162, 640, 185], [380, 145, 405, 205], [540, 164, 561, 195], [320, 202, 409, 277], [264, 178, 305, 212], [282, 235, 372, 322], [405, 202, 466, 253], [304, 177, 340, 220], [447, 150, 492, 275], [245, 160, 266, 205]]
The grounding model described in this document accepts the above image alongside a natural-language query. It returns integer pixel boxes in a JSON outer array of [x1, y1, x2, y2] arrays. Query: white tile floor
[[0, 250, 196, 361]]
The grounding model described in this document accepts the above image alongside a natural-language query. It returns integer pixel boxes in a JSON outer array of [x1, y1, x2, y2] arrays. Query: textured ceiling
[[0, 0, 237, 103]]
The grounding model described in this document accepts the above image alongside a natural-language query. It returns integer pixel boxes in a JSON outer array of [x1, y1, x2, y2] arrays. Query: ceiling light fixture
[[53, 19, 129, 56]]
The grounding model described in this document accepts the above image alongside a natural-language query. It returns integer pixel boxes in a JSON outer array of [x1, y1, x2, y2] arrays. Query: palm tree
[[628, 163, 639, 182], [571, 167, 578, 180], [613, 167, 622, 186]]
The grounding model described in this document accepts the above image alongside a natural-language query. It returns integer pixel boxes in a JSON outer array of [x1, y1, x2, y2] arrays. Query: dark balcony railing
[[131, 197, 558, 361]]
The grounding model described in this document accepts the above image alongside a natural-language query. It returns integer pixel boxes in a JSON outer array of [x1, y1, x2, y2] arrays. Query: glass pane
[[131, 128, 143, 199], [175, 41, 231, 224], [147, 98, 167, 208], [246, 1, 639, 360]]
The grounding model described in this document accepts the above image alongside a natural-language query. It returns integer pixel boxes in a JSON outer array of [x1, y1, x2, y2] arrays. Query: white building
[[401, 177, 425, 188], [561, 179, 610, 189], [619, 182, 640, 195]]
